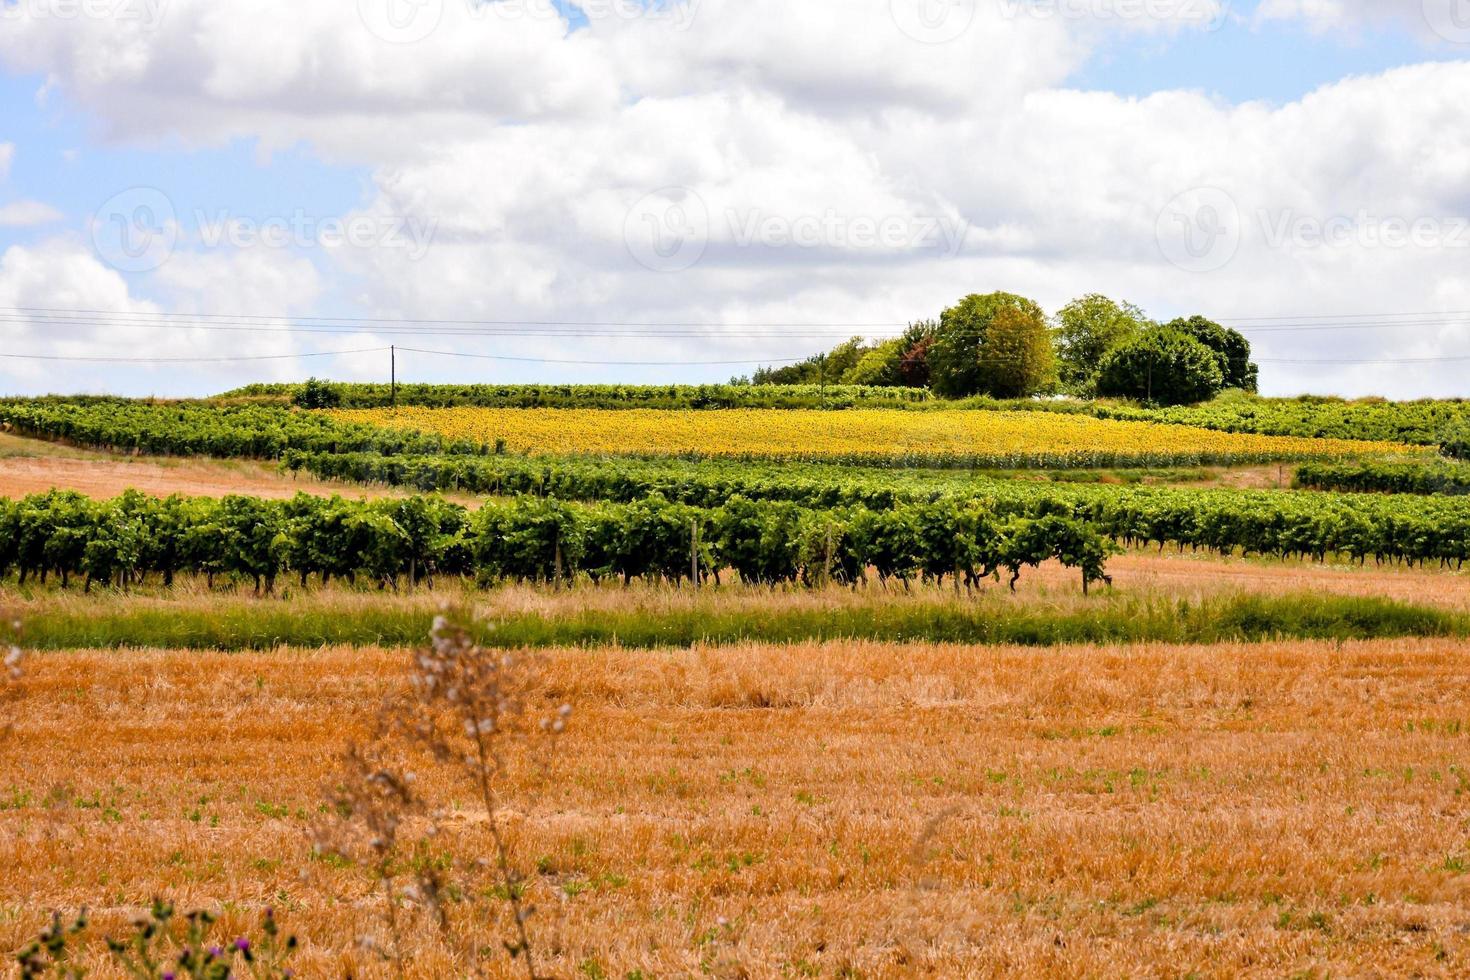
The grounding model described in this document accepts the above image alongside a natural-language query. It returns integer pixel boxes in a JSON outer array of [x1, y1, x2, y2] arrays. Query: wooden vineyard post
[[691, 519, 701, 587]]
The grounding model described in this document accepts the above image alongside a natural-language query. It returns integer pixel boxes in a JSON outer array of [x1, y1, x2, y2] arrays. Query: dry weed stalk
[[316, 609, 571, 978]]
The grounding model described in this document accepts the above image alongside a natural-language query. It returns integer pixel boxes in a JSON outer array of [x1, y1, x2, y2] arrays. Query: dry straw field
[[4, 632, 1469, 976]]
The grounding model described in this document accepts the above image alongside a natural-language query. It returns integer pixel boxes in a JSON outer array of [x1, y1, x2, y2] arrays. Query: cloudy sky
[[1, 0, 1469, 397]]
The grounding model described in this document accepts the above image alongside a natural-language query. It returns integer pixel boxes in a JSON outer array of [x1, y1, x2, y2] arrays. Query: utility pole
[[390, 345, 397, 409]]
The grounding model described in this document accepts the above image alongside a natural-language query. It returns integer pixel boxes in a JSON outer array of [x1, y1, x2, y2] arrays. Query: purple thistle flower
[[234, 938, 250, 952]]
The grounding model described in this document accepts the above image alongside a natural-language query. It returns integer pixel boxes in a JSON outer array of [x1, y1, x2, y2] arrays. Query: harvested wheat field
[[3, 638, 1468, 976]]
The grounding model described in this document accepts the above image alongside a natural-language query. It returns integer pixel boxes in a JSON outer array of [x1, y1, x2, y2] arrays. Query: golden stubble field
[[3, 637, 1468, 977]]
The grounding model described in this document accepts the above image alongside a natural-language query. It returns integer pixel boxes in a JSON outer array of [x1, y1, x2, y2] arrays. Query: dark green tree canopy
[[1054, 294, 1150, 396], [928, 291, 1049, 398], [1164, 316, 1258, 392], [1096, 328, 1225, 406]]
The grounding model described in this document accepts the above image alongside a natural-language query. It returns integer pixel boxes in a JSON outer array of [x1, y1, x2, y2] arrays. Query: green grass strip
[[15, 593, 1465, 652]]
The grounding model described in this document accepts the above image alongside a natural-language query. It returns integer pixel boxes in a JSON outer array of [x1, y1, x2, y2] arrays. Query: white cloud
[[0, 143, 13, 181], [2, 1, 1469, 396], [1253, 0, 1470, 43], [0, 239, 323, 396], [0, 200, 64, 227]]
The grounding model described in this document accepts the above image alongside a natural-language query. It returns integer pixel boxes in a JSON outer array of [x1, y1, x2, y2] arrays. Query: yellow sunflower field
[[329, 406, 1414, 468]]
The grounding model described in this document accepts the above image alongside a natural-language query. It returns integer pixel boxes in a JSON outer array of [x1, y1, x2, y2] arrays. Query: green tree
[[982, 305, 1056, 398], [1095, 328, 1225, 406], [293, 377, 341, 409], [1164, 315, 1258, 392], [928, 292, 1049, 397], [1054, 294, 1150, 396], [840, 338, 905, 386]]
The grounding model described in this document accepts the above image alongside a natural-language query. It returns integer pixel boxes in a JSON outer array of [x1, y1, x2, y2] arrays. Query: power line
[[0, 306, 908, 330], [1256, 354, 1470, 365], [0, 347, 389, 364], [8, 304, 1470, 338], [394, 347, 812, 366]]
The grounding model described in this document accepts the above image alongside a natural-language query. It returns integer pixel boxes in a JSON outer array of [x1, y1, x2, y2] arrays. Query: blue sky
[[2, 0, 1469, 397]]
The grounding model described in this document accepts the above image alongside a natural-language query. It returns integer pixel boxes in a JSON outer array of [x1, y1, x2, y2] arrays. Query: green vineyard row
[[0, 490, 1113, 594]]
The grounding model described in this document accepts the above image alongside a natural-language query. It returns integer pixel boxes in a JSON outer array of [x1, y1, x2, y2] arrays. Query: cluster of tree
[[752, 292, 1260, 406], [0, 489, 1115, 594]]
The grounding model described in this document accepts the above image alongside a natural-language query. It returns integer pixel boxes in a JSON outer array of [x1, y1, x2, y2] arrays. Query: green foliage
[[18, 901, 296, 980], [282, 450, 1470, 569], [1162, 315, 1258, 392], [14, 593, 1466, 653], [1096, 328, 1225, 406], [1053, 294, 1149, 396], [224, 382, 932, 410], [1091, 394, 1470, 445], [0, 489, 1117, 593], [840, 338, 906, 386], [928, 291, 1050, 398], [982, 304, 1057, 398], [1294, 459, 1470, 496], [292, 377, 342, 409], [0, 398, 461, 458]]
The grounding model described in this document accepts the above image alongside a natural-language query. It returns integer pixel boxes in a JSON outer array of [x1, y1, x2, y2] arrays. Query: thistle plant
[[16, 902, 296, 980], [317, 609, 571, 978], [105, 902, 297, 980], [15, 910, 88, 979]]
